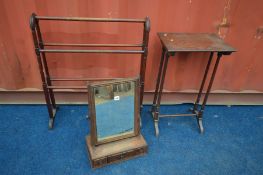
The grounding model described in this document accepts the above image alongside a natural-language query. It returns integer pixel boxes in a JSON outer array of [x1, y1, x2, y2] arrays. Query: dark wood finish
[[47, 85, 87, 89], [50, 77, 121, 81], [139, 17, 150, 111], [43, 43, 143, 47], [30, 13, 150, 129], [151, 47, 165, 113], [87, 78, 140, 146], [158, 113, 197, 117], [39, 49, 144, 54], [36, 16, 146, 23], [30, 14, 56, 129], [86, 134, 148, 169], [200, 53, 223, 112], [35, 20, 57, 110], [152, 33, 236, 136], [193, 52, 214, 112], [158, 33, 236, 52], [88, 85, 97, 146]]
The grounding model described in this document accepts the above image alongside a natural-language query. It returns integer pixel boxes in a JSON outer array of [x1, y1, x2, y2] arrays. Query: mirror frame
[[88, 78, 140, 146]]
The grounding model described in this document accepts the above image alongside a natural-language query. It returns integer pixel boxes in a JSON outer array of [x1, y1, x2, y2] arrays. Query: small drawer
[[107, 153, 122, 163], [93, 157, 107, 168]]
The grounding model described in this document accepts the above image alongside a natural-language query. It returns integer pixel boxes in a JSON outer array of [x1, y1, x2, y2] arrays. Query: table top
[[158, 33, 236, 53]]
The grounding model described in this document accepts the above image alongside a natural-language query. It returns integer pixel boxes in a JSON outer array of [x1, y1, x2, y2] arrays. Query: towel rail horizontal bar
[[50, 78, 122, 81], [43, 43, 143, 47], [47, 86, 87, 89], [36, 16, 146, 23], [159, 113, 197, 118], [39, 49, 144, 54]]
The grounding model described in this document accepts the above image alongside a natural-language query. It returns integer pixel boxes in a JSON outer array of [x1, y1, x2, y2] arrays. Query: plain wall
[[0, 0, 263, 94]]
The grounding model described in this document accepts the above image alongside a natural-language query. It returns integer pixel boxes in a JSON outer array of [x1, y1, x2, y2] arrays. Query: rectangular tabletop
[[158, 33, 236, 53]]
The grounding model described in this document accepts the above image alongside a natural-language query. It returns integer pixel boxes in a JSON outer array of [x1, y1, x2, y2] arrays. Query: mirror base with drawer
[[86, 134, 147, 168]]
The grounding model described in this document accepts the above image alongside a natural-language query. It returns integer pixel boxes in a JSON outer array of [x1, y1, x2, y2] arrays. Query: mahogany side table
[[151, 33, 236, 136]]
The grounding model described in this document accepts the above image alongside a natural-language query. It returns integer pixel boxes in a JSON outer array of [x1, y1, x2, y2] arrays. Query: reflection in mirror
[[93, 81, 135, 141]]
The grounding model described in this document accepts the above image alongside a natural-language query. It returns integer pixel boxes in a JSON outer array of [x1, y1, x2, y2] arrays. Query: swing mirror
[[88, 78, 140, 145]]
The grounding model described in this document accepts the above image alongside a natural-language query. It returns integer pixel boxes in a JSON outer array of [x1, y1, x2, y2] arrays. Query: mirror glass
[[93, 80, 135, 141]]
